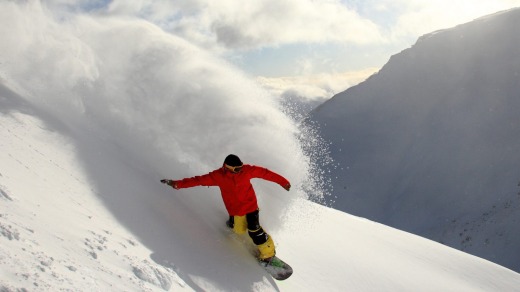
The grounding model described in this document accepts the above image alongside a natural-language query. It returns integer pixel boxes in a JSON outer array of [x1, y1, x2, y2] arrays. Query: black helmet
[[224, 154, 242, 167]]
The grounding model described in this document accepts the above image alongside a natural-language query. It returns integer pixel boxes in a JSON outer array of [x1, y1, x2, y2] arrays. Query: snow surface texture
[[1, 2, 520, 291], [310, 7, 520, 272], [1, 103, 519, 292]]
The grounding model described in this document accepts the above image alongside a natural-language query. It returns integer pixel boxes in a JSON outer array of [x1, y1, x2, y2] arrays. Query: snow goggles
[[225, 164, 243, 173]]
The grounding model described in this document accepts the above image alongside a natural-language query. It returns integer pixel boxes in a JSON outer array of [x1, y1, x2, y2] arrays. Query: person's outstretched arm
[[248, 165, 291, 191], [161, 169, 220, 189]]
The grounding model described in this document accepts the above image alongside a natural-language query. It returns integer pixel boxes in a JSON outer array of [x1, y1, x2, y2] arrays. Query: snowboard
[[258, 256, 293, 281], [225, 224, 293, 280]]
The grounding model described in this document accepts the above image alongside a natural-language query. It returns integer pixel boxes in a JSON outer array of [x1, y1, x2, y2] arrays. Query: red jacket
[[174, 164, 290, 216]]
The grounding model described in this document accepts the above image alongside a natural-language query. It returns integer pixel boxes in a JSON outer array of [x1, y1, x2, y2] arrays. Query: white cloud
[[257, 67, 379, 101], [36, 0, 520, 86], [105, 0, 386, 51], [40, 0, 520, 54]]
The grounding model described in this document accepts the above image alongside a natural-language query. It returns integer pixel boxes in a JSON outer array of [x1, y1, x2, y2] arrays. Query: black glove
[[161, 179, 178, 189], [284, 183, 291, 191]]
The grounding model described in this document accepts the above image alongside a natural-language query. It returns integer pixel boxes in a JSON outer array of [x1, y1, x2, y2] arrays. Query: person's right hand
[[161, 179, 179, 189]]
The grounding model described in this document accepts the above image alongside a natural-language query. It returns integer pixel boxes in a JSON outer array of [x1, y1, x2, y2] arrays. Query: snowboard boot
[[226, 215, 247, 235], [257, 235, 276, 261]]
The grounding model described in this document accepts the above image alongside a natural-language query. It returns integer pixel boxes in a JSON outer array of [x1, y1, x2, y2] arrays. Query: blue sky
[[44, 0, 520, 100]]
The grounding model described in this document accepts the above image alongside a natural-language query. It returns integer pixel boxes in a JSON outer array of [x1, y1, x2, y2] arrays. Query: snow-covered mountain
[[1, 2, 520, 291], [2, 80, 520, 291], [309, 7, 520, 273]]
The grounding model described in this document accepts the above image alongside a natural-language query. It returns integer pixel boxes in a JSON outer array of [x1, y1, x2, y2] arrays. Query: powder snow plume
[[0, 1, 330, 222]]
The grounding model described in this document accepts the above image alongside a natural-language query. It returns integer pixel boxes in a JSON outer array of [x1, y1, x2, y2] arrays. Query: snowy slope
[[0, 87, 189, 291], [309, 7, 520, 272], [2, 87, 520, 291], [1, 2, 520, 291]]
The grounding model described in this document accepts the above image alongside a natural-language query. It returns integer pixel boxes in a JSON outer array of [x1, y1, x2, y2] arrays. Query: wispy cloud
[[105, 0, 386, 51], [38, 0, 520, 103], [42, 0, 520, 58], [257, 67, 379, 101], [43, 0, 520, 53]]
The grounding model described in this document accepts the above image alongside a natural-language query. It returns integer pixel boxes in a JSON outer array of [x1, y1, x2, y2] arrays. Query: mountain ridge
[[310, 7, 520, 272]]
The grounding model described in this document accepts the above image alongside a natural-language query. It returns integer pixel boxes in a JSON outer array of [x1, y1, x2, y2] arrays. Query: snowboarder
[[161, 154, 291, 262]]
